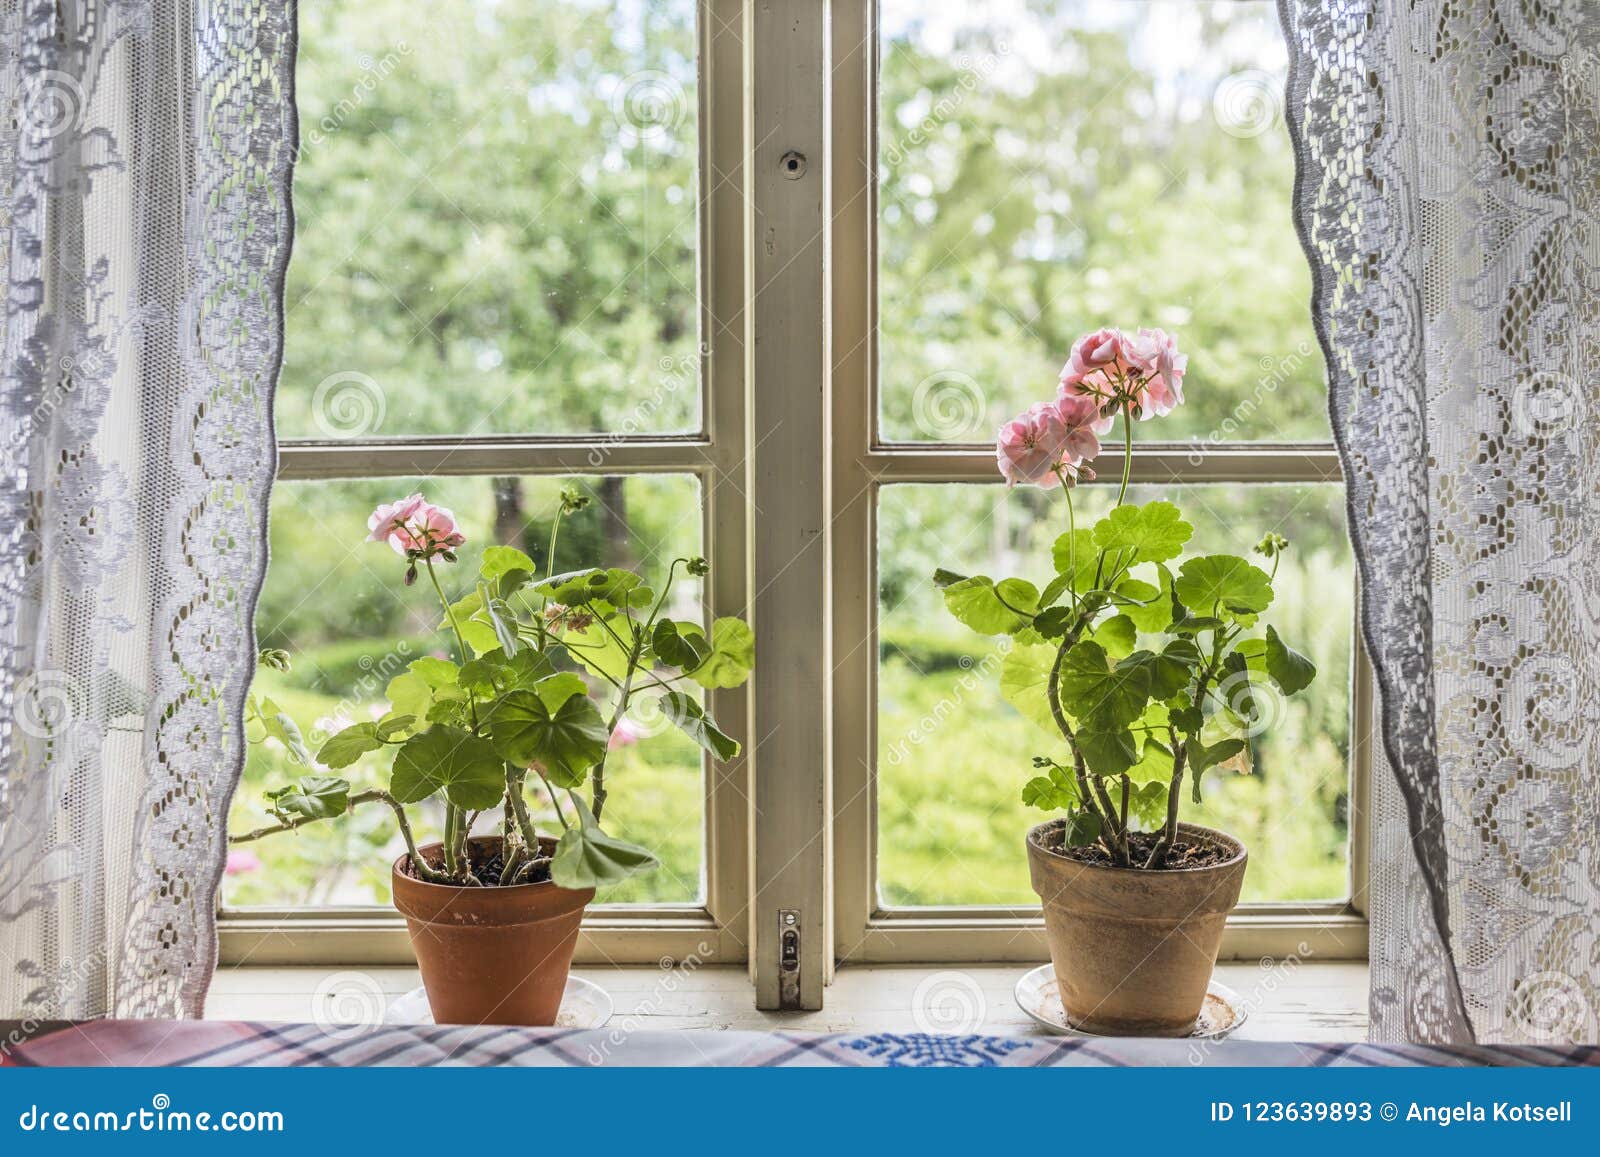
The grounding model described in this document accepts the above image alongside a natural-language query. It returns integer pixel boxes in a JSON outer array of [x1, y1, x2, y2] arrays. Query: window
[[828, 0, 1366, 968], [224, 0, 1366, 989], [220, 0, 751, 967]]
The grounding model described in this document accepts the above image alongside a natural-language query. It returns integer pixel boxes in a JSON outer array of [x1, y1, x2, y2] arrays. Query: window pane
[[877, 483, 1352, 906], [279, 0, 700, 438], [225, 474, 705, 907], [877, 1, 1324, 443]]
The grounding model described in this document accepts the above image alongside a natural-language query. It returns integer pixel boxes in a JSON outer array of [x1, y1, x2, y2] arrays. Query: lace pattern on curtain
[[0, 0, 294, 1018], [1281, 0, 1600, 1043]]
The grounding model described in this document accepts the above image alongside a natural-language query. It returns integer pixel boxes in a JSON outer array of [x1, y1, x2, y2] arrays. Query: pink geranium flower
[[226, 849, 261, 876], [1124, 327, 1187, 418], [367, 494, 466, 559], [1058, 326, 1187, 421], [996, 400, 1103, 489]]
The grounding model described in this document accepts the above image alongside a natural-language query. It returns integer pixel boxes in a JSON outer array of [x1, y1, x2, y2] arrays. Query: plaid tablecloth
[[4, 1020, 1596, 1067]]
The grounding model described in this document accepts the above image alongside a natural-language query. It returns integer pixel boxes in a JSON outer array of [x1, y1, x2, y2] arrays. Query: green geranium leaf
[[1090, 613, 1137, 659], [1092, 500, 1193, 564], [408, 657, 460, 691], [1031, 606, 1077, 641], [1127, 780, 1169, 828], [1174, 555, 1274, 617], [269, 775, 350, 822], [1074, 724, 1141, 776], [480, 544, 538, 581], [1187, 736, 1248, 804], [385, 668, 432, 723], [486, 675, 608, 787], [258, 698, 312, 766], [435, 591, 503, 657], [941, 575, 1039, 636], [475, 583, 521, 658], [1124, 735, 1176, 786], [653, 619, 712, 671], [685, 617, 755, 689], [390, 726, 506, 810], [1062, 809, 1103, 847], [1120, 567, 1173, 633], [317, 722, 385, 769], [1049, 529, 1099, 594], [658, 692, 740, 760], [932, 568, 967, 589], [535, 567, 643, 607], [458, 647, 558, 696], [1264, 625, 1317, 695], [1021, 764, 1078, 811], [1000, 643, 1059, 737], [550, 798, 660, 888], [566, 620, 638, 682], [376, 714, 415, 741], [1056, 640, 1150, 730], [1118, 639, 1202, 703]]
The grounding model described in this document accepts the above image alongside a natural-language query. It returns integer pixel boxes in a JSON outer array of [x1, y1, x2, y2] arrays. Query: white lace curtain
[[0, 1, 292, 1018], [1281, 0, 1600, 1043]]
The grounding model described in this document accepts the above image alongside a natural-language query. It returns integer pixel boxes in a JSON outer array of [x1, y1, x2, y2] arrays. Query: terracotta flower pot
[[1026, 819, 1246, 1036], [391, 836, 593, 1026]]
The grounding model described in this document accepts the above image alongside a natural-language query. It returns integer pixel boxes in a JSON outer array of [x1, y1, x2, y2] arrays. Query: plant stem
[[1046, 633, 1127, 863], [441, 804, 461, 877], [231, 790, 450, 884], [425, 555, 480, 730], [1119, 774, 1130, 831], [593, 634, 643, 823], [537, 771, 570, 830], [1144, 742, 1187, 869], [1115, 409, 1134, 507], [546, 504, 566, 578]]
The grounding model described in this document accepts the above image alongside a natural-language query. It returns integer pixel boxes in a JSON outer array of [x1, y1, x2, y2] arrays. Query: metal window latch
[[778, 909, 802, 1009]]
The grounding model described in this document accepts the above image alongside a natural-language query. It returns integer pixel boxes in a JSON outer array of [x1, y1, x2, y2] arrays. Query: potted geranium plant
[[936, 328, 1318, 1036], [234, 488, 752, 1026]]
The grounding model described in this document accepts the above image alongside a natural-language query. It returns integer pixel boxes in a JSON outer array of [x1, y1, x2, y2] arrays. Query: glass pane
[[225, 474, 705, 908], [877, 483, 1352, 906], [279, 0, 700, 438], [877, 1, 1324, 443]]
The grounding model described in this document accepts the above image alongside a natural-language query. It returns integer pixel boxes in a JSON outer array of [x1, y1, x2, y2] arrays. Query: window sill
[[206, 961, 1368, 1040]]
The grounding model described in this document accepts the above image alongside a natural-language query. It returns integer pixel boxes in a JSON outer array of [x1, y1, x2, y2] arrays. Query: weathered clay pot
[[391, 836, 593, 1026], [1027, 819, 1246, 1036]]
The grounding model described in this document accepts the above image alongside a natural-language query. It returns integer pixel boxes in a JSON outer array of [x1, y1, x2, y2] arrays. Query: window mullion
[[747, 0, 831, 1011]]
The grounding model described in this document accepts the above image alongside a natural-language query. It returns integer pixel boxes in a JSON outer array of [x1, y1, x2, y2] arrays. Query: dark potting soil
[[1046, 828, 1231, 870], [401, 846, 552, 886]]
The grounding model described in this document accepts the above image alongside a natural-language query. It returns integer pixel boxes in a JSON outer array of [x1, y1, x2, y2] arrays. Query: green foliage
[[938, 574, 1039, 636], [251, 697, 312, 767], [486, 675, 609, 787], [1265, 625, 1318, 695], [242, 480, 754, 891], [266, 776, 351, 824], [1091, 500, 1193, 563], [938, 484, 1319, 861], [551, 798, 661, 889], [1173, 555, 1275, 617], [659, 692, 740, 761], [390, 727, 506, 810], [684, 618, 756, 689]]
